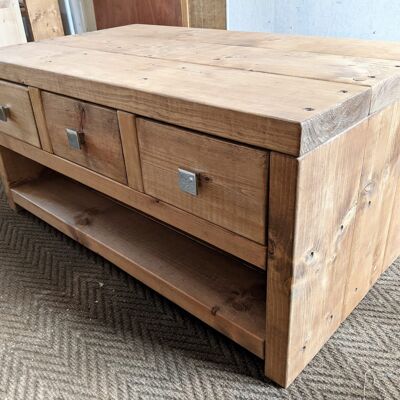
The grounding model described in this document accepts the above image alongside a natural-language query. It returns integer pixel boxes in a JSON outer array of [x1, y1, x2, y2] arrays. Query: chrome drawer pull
[[178, 168, 198, 196], [66, 128, 85, 150], [0, 105, 10, 122]]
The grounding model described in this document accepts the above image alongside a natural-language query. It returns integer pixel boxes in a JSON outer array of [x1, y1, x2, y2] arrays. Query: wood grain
[[42, 91, 128, 184], [265, 153, 298, 387], [117, 24, 400, 61], [342, 103, 400, 317], [382, 101, 400, 271], [0, 41, 372, 156], [53, 27, 396, 86], [384, 179, 400, 270], [117, 111, 144, 192], [137, 118, 268, 243], [52, 26, 398, 114], [24, 0, 64, 41], [0, 134, 267, 268], [0, 80, 40, 147], [1, 25, 400, 388], [28, 87, 53, 152], [266, 121, 368, 387], [11, 173, 266, 358]]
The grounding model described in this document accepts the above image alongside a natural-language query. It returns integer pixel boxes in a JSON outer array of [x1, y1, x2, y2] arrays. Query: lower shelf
[[11, 173, 266, 358]]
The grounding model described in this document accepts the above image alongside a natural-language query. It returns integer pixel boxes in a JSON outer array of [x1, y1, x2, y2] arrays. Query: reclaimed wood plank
[[0, 41, 372, 156], [28, 87, 53, 152], [342, 103, 400, 318], [117, 111, 144, 192], [116, 24, 400, 61], [384, 180, 400, 270], [24, 0, 64, 41], [51, 29, 396, 85], [266, 120, 368, 387]]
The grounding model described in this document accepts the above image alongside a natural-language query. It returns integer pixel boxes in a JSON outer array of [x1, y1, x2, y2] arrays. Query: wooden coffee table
[[0, 25, 399, 387]]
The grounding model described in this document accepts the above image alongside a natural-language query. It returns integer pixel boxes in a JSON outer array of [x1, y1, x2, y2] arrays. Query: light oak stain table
[[0, 25, 399, 387]]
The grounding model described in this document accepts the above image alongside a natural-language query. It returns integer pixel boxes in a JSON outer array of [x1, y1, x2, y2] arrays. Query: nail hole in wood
[[368, 75, 376, 78], [211, 306, 220, 316], [355, 287, 358, 292], [310, 251, 315, 258], [340, 90, 348, 93], [304, 107, 315, 111], [368, 200, 372, 206], [340, 225, 344, 231]]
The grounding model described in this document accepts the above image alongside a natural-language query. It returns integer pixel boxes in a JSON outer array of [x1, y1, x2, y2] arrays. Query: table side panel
[[342, 102, 400, 317], [266, 114, 390, 387], [384, 178, 400, 269]]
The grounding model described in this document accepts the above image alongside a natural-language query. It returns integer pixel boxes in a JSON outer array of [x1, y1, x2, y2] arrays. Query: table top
[[1, 24, 400, 156]]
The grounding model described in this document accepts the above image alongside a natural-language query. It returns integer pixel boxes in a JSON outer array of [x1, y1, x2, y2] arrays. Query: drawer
[[42, 92, 127, 184], [137, 119, 269, 244], [0, 80, 40, 147]]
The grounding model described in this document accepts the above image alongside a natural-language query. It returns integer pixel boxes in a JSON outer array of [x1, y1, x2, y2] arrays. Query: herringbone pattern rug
[[0, 183, 399, 400]]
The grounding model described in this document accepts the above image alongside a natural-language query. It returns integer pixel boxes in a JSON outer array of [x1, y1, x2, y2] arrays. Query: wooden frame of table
[[0, 25, 399, 387]]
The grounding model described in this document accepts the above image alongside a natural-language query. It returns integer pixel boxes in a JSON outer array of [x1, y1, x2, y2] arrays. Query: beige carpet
[[0, 183, 399, 399]]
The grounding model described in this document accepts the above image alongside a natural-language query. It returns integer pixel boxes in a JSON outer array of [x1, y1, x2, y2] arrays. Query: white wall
[[228, 0, 400, 41]]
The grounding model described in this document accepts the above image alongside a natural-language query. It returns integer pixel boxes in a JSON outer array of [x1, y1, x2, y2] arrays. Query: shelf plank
[[11, 173, 266, 358]]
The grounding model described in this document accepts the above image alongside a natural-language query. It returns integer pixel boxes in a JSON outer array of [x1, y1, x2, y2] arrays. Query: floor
[[0, 184, 399, 400]]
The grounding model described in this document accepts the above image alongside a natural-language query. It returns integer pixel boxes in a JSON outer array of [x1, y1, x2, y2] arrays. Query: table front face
[[0, 78, 269, 268]]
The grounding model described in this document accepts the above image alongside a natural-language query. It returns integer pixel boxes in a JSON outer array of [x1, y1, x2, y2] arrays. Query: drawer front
[[137, 119, 269, 244], [0, 80, 40, 147], [42, 92, 127, 184]]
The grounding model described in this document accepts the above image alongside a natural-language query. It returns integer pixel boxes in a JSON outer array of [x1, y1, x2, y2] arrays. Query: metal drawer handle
[[0, 105, 10, 122], [66, 128, 85, 150], [178, 168, 198, 196]]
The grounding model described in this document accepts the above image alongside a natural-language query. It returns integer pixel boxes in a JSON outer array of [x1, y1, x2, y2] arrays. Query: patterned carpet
[[0, 183, 399, 400]]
